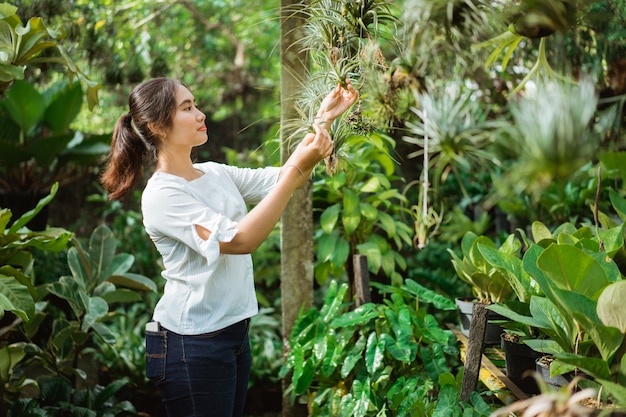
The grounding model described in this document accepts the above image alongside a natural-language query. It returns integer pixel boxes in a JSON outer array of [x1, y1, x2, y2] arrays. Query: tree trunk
[[280, 1, 311, 417]]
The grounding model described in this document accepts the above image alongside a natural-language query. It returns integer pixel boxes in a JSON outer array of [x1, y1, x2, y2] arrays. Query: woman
[[100, 77, 358, 417]]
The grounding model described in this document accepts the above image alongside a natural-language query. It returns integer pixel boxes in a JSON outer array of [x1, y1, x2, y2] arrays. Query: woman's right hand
[[292, 122, 333, 171]]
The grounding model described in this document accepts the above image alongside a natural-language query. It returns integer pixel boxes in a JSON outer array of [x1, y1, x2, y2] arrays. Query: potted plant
[[487, 199, 626, 405], [448, 231, 517, 343]]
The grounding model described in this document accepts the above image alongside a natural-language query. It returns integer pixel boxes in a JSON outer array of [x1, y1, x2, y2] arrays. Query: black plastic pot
[[501, 334, 541, 394]]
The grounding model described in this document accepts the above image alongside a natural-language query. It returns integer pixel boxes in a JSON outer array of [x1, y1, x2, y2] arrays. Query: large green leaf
[[478, 243, 538, 303], [536, 244, 610, 300], [553, 287, 623, 361], [38, 375, 72, 404], [320, 280, 348, 323], [67, 246, 89, 292], [94, 378, 129, 410], [320, 204, 340, 234], [609, 188, 626, 223], [82, 296, 108, 333], [29, 132, 75, 167], [100, 288, 142, 304], [47, 276, 86, 319], [90, 321, 117, 345], [43, 80, 83, 134], [365, 332, 384, 375], [89, 225, 117, 281], [107, 273, 157, 292], [331, 303, 378, 327], [597, 280, 626, 333], [597, 378, 626, 407], [342, 188, 361, 234], [529, 296, 575, 352], [0, 343, 26, 382], [341, 334, 366, 378], [3, 79, 45, 135], [0, 274, 34, 321], [555, 352, 611, 380], [401, 279, 457, 310], [102, 254, 135, 281]]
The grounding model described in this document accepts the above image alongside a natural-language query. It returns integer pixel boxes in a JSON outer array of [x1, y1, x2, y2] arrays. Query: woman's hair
[[100, 78, 183, 200], [100, 77, 184, 200]]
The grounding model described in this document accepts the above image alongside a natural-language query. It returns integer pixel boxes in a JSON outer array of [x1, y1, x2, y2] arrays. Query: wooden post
[[352, 254, 371, 306], [460, 302, 488, 402]]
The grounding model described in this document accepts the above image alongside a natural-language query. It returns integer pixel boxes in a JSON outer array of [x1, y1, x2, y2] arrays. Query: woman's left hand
[[316, 80, 359, 125]]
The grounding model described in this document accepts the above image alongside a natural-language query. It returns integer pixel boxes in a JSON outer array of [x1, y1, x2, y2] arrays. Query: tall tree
[[279, 1, 311, 416]]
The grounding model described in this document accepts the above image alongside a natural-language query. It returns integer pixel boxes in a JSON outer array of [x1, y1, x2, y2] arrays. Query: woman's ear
[[147, 122, 163, 138]]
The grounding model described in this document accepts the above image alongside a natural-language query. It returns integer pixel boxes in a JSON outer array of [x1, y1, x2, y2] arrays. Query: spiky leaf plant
[[284, 0, 398, 174], [403, 83, 504, 201], [495, 78, 600, 201]]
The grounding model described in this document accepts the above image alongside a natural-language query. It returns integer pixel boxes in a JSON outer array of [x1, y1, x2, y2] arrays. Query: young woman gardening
[[100, 77, 358, 417]]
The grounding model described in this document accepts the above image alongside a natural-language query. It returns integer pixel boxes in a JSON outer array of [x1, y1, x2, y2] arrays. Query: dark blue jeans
[[145, 319, 251, 417]]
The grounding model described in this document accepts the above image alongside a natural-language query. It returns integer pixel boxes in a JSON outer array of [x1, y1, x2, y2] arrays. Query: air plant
[[474, 0, 592, 94], [495, 78, 599, 201], [404, 83, 503, 202], [287, 0, 399, 174]]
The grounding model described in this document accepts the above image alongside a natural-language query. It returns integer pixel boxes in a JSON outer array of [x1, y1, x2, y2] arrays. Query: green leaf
[[342, 189, 361, 234], [377, 211, 396, 237], [320, 204, 341, 234], [341, 335, 366, 378], [598, 281, 626, 332], [0, 343, 26, 381], [357, 242, 381, 272], [320, 281, 348, 323], [0, 274, 34, 321], [330, 236, 350, 268], [360, 176, 380, 193], [555, 352, 611, 380], [38, 375, 72, 404], [365, 332, 384, 375], [403, 279, 457, 310], [537, 244, 610, 300], [331, 303, 378, 327], [107, 272, 157, 292], [94, 378, 129, 409], [609, 188, 626, 223], [91, 321, 117, 345], [531, 221, 555, 246], [432, 384, 461, 417], [82, 296, 108, 332], [3, 80, 45, 134], [89, 225, 117, 281], [596, 378, 626, 407], [8, 183, 62, 233], [66, 246, 89, 291], [317, 231, 339, 263], [43, 81, 83, 134]]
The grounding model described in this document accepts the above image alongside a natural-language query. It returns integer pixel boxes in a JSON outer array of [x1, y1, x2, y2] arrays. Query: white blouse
[[141, 162, 280, 334]]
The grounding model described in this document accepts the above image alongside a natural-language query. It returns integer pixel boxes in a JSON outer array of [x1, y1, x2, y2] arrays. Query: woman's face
[[164, 85, 208, 149]]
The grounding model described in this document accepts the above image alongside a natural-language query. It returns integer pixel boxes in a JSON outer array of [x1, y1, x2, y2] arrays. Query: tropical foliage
[[1, 0, 626, 415]]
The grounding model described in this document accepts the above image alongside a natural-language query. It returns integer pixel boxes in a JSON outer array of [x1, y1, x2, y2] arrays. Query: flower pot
[[455, 298, 504, 345], [535, 356, 572, 390], [501, 333, 541, 394]]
